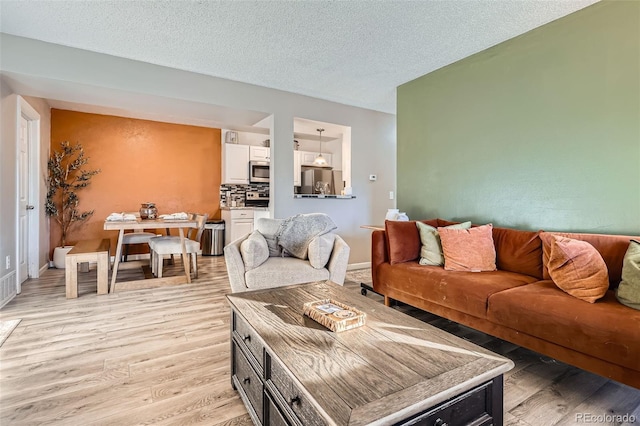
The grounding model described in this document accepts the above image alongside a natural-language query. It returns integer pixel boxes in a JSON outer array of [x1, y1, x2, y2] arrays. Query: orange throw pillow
[[547, 235, 609, 303], [438, 224, 497, 272]]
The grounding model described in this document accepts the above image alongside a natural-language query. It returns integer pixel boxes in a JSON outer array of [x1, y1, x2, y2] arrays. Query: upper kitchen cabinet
[[249, 146, 270, 162], [222, 143, 249, 184], [300, 151, 332, 167]]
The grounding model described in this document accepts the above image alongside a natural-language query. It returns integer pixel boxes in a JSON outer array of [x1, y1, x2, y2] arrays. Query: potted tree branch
[[46, 141, 100, 268]]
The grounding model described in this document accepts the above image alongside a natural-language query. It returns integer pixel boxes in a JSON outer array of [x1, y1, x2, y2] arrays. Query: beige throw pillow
[[616, 240, 640, 310], [416, 221, 471, 266], [255, 218, 284, 257], [240, 231, 269, 271], [308, 233, 336, 269]]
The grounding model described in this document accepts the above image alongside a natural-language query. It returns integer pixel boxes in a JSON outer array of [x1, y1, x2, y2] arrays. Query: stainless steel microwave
[[249, 161, 270, 183]]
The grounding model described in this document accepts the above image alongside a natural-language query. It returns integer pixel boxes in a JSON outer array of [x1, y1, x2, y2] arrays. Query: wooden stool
[[65, 238, 111, 299]]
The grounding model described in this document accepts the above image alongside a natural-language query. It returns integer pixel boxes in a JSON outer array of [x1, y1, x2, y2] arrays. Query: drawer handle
[[289, 396, 300, 406], [434, 419, 448, 426], [243, 377, 251, 385], [242, 334, 251, 343]]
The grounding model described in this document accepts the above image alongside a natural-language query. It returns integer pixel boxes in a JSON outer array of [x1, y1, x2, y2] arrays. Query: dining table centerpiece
[[46, 141, 100, 268]]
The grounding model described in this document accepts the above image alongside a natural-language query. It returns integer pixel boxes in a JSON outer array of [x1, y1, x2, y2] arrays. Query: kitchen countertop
[[220, 206, 269, 211], [294, 194, 356, 199]]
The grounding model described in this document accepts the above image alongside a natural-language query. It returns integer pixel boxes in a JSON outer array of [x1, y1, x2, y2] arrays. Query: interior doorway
[[16, 96, 41, 293]]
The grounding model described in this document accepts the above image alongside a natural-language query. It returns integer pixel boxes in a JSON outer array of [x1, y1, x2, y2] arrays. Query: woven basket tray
[[303, 299, 366, 332]]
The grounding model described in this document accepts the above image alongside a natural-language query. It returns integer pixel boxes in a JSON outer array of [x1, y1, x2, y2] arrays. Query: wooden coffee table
[[227, 281, 514, 426]]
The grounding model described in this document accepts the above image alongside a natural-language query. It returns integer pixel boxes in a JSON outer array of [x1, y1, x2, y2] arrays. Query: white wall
[[0, 34, 397, 265], [0, 80, 17, 289]]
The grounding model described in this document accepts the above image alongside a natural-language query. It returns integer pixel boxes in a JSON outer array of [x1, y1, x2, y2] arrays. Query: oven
[[249, 161, 270, 183]]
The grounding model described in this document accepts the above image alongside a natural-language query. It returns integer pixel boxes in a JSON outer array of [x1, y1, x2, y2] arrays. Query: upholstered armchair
[[224, 214, 350, 293]]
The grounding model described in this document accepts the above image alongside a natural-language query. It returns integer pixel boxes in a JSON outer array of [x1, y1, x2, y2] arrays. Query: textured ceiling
[[0, 0, 598, 114]]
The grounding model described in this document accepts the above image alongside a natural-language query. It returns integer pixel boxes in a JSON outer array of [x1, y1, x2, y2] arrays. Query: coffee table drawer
[[233, 311, 264, 369], [399, 380, 494, 426], [233, 342, 264, 424], [266, 393, 288, 426], [266, 354, 324, 426]]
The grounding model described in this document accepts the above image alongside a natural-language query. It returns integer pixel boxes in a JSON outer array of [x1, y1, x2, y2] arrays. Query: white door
[[17, 116, 30, 286]]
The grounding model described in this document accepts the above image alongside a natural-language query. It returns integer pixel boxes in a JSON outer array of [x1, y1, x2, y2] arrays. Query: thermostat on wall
[[369, 174, 377, 181]]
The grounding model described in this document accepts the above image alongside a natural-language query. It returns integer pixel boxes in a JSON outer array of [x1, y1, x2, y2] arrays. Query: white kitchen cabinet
[[293, 151, 301, 186], [222, 144, 250, 184], [249, 146, 270, 162], [253, 209, 271, 228], [300, 150, 332, 167], [222, 209, 254, 245]]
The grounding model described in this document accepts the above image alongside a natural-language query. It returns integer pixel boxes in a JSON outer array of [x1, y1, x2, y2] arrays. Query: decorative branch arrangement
[[46, 141, 100, 247]]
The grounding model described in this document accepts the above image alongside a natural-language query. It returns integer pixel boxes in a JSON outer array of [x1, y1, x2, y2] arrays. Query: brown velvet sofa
[[371, 218, 640, 389]]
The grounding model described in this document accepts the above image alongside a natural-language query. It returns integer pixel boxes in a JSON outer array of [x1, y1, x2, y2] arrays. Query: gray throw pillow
[[240, 231, 269, 271], [616, 239, 640, 310], [308, 233, 336, 269], [416, 221, 471, 266], [256, 218, 284, 257]]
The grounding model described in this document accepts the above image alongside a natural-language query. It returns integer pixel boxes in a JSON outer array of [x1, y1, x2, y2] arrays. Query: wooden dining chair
[[121, 212, 156, 262], [149, 213, 209, 278]]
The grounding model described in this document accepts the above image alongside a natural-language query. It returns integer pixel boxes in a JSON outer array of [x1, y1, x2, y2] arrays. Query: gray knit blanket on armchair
[[276, 213, 337, 259]]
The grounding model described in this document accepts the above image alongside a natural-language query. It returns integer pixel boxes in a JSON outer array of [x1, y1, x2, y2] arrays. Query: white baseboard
[[39, 263, 49, 276], [347, 262, 370, 271]]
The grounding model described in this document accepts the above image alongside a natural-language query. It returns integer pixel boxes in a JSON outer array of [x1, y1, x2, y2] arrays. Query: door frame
[[15, 95, 41, 291]]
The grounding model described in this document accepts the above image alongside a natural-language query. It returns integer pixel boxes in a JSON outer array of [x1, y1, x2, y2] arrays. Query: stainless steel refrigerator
[[301, 167, 344, 195]]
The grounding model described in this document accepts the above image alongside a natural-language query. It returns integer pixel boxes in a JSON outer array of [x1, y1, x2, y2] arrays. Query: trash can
[[202, 220, 225, 256]]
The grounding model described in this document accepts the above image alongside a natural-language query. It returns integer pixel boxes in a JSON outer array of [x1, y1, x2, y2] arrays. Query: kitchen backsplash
[[220, 183, 269, 207]]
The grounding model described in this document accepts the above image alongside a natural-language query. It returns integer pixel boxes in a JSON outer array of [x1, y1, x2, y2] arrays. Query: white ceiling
[[0, 0, 597, 115]]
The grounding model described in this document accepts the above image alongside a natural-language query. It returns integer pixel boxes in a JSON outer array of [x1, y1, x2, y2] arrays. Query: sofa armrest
[[327, 235, 350, 285], [224, 233, 251, 293], [371, 230, 388, 293]]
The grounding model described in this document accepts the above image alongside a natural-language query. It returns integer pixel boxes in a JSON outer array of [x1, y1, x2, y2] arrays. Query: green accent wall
[[397, 1, 640, 234]]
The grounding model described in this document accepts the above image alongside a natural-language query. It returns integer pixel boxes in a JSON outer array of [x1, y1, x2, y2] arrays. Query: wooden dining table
[[104, 218, 198, 293]]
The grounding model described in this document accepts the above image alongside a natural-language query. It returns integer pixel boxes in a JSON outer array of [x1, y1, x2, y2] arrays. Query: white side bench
[[65, 238, 111, 299]]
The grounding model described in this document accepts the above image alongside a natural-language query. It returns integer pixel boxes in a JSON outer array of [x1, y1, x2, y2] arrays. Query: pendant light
[[313, 128, 328, 166]]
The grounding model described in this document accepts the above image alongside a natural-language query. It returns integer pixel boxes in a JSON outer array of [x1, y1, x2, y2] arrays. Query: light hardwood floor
[[1, 256, 638, 425]]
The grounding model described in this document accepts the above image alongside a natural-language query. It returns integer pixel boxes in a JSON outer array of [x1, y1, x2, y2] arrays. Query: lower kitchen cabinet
[[222, 209, 254, 245]]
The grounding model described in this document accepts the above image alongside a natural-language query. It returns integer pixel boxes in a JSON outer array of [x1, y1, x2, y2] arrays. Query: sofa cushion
[[439, 224, 497, 272], [245, 257, 329, 290], [240, 231, 269, 271], [492, 227, 542, 279], [256, 218, 284, 257], [487, 280, 640, 371], [545, 235, 609, 303], [616, 240, 640, 310], [308, 233, 336, 269], [417, 221, 471, 266], [540, 231, 638, 288], [377, 261, 536, 318], [385, 219, 438, 264]]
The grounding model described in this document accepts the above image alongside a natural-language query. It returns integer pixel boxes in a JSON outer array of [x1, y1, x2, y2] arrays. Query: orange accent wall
[[49, 109, 221, 254]]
